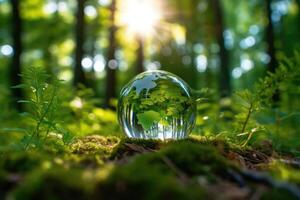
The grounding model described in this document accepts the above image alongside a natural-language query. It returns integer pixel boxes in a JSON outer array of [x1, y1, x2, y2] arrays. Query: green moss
[[4, 136, 299, 199], [95, 140, 232, 199], [95, 154, 207, 200], [182, 136, 233, 154], [71, 135, 120, 155], [268, 161, 300, 186], [0, 151, 46, 173], [158, 141, 231, 176], [11, 168, 93, 200], [97, 170, 207, 200]]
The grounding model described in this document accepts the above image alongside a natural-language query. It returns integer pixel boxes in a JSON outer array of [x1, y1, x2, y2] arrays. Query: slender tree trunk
[[104, 0, 117, 108], [211, 0, 231, 97], [186, 0, 198, 89], [10, 0, 23, 111], [266, 0, 278, 73], [43, 1, 59, 75], [296, 0, 300, 28], [74, 0, 87, 87], [295, 0, 300, 15], [135, 36, 144, 74], [295, 0, 300, 41], [266, 0, 279, 103], [86, 14, 99, 90]]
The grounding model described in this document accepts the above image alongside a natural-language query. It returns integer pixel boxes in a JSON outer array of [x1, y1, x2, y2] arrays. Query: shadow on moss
[[95, 140, 232, 199], [11, 169, 93, 200]]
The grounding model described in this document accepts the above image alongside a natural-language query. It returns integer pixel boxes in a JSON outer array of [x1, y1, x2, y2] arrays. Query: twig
[[227, 169, 246, 187], [242, 131, 254, 147], [279, 159, 300, 168], [240, 170, 300, 199], [241, 103, 253, 134], [161, 156, 189, 183]]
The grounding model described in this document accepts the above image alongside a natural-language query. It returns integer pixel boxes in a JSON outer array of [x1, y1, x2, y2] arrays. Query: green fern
[[14, 67, 72, 149], [235, 53, 300, 146]]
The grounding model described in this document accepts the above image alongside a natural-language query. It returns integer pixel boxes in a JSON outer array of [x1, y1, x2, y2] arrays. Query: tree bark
[[266, 0, 278, 73], [296, 0, 300, 29], [266, 0, 279, 103], [211, 0, 231, 97], [73, 0, 87, 87], [186, 0, 198, 89], [9, 0, 23, 111], [295, 0, 300, 15], [104, 0, 117, 108], [135, 36, 144, 74]]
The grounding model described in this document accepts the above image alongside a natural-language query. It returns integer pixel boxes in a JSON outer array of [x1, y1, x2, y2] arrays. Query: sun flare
[[119, 0, 161, 37]]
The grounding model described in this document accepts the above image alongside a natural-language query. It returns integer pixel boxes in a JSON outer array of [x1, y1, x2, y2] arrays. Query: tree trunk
[[266, 0, 279, 103], [295, 0, 300, 45], [186, 0, 198, 89], [266, 0, 278, 73], [73, 0, 87, 87], [135, 36, 144, 74], [297, 0, 300, 55], [86, 13, 100, 90], [9, 0, 23, 111], [211, 0, 231, 97], [296, 0, 300, 28], [104, 0, 117, 108]]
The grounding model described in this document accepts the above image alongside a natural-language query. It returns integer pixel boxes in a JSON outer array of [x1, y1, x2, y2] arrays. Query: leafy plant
[[234, 53, 300, 146], [14, 67, 72, 149]]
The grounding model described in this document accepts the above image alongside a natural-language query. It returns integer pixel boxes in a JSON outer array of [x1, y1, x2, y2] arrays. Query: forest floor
[[1, 135, 300, 200]]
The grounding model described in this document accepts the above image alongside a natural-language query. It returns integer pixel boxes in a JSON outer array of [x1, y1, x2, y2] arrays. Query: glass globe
[[118, 70, 196, 140]]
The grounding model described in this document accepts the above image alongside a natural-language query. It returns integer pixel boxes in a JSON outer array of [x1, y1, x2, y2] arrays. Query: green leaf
[[0, 128, 27, 133], [18, 100, 33, 104], [11, 84, 26, 89], [137, 110, 161, 130]]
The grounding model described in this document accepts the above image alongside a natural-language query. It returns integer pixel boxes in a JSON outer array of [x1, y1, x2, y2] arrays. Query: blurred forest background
[[0, 0, 300, 150], [1, 0, 299, 104]]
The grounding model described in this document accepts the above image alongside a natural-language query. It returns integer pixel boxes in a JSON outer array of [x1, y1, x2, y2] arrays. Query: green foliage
[[233, 54, 300, 146], [15, 66, 71, 149], [191, 53, 300, 151]]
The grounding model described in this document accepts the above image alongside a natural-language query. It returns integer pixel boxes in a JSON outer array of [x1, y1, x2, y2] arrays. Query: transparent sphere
[[118, 70, 196, 140]]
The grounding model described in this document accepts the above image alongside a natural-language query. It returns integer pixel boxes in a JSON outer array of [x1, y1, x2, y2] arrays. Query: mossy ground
[[0, 136, 300, 200]]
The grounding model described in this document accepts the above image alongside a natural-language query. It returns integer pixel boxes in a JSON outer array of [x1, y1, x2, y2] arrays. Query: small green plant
[[234, 53, 300, 146], [14, 67, 72, 149]]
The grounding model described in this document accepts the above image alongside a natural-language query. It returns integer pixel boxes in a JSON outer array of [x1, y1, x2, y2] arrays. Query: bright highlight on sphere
[[119, 0, 161, 36]]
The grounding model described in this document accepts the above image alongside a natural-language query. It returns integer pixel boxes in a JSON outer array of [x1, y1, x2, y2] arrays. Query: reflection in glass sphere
[[118, 70, 196, 140]]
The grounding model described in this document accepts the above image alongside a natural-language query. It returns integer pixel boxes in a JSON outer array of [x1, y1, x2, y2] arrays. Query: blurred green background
[[1, 0, 299, 102]]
